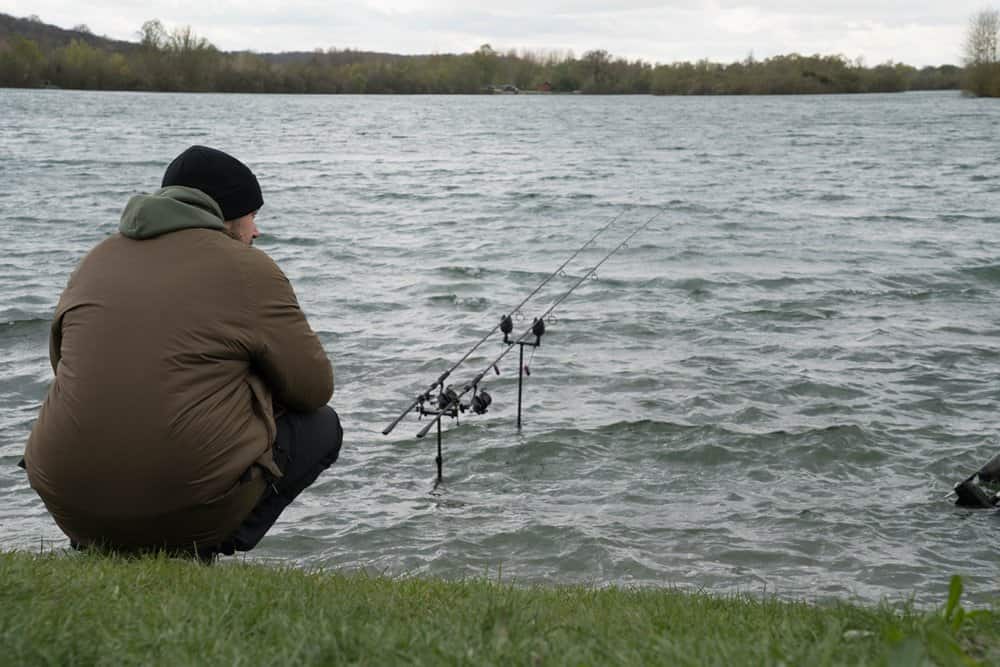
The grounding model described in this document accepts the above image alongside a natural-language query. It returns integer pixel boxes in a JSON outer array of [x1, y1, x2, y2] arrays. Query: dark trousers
[[219, 405, 343, 555]]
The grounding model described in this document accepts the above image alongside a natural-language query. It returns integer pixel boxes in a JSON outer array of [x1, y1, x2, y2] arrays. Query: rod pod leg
[[517, 343, 525, 430], [434, 418, 443, 489]]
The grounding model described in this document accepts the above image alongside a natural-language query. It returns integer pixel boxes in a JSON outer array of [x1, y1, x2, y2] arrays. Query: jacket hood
[[119, 186, 226, 240]]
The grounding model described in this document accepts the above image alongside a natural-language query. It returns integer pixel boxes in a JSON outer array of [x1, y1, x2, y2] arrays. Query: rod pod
[[414, 208, 664, 442], [382, 208, 631, 437]]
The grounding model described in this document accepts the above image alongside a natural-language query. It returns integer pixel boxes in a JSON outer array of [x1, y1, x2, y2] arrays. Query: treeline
[[962, 8, 1000, 96], [964, 62, 1000, 95], [0, 16, 963, 95]]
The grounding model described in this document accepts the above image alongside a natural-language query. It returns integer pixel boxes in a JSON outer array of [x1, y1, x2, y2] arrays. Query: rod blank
[[382, 207, 632, 436], [414, 207, 664, 439]]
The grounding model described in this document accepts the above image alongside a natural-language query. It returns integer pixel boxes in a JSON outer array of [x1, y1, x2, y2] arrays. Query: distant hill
[[0, 12, 425, 65], [0, 13, 136, 52]]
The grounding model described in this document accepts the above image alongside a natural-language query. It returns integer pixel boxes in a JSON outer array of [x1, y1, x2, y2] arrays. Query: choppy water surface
[[1, 89, 999, 606]]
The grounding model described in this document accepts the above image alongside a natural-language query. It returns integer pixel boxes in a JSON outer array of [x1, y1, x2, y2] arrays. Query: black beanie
[[161, 145, 263, 221]]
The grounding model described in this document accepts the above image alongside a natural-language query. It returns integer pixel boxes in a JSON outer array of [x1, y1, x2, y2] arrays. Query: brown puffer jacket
[[24, 186, 334, 552]]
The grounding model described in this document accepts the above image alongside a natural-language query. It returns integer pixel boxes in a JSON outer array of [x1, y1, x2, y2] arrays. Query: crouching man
[[23, 145, 342, 559]]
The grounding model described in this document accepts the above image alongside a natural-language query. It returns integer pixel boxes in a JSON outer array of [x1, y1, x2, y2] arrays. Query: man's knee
[[313, 405, 343, 464], [274, 405, 343, 482]]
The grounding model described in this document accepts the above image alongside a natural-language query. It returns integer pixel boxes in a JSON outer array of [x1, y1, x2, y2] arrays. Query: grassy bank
[[1, 551, 997, 666]]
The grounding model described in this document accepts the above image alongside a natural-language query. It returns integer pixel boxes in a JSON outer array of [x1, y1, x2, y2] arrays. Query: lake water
[[1, 88, 999, 606]]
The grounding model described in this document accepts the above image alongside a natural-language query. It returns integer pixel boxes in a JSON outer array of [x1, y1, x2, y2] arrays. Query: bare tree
[[168, 25, 213, 53], [964, 8, 999, 65], [138, 19, 167, 50]]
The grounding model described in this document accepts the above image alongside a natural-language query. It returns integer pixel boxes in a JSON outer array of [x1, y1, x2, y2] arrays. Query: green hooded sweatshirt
[[119, 185, 227, 239]]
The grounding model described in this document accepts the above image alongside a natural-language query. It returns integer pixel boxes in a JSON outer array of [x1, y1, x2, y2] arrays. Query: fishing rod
[[381, 207, 632, 437], [408, 208, 665, 487]]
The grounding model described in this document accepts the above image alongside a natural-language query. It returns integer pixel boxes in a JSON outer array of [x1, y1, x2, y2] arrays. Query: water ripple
[[2, 89, 1000, 607]]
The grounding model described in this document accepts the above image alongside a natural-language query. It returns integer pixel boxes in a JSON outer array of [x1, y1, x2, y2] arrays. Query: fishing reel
[[417, 384, 492, 420], [446, 384, 493, 416], [436, 386, 460, 414], [468, 388, 492, 415]]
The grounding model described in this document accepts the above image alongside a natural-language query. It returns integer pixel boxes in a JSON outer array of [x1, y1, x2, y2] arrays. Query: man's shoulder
[[237, 243, 286, 278], [220, 243, 293, 300], [165, 229, 283, 276]]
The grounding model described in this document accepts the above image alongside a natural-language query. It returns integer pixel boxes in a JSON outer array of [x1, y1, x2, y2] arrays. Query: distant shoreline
[[0, 85, 965, 97], [0, 13, 964, 96]]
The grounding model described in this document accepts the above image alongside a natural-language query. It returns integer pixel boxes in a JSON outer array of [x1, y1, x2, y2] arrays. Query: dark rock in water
[[954, 480, 999, 508], [978, 453, 1000, 483]]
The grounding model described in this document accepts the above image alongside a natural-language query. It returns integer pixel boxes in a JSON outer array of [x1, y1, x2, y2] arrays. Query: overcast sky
[[1, 1, 985, 67]]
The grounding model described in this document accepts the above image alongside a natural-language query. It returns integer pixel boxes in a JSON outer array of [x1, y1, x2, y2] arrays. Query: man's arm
[[48, 314, 62, 375], [248, 252, 334, 412]]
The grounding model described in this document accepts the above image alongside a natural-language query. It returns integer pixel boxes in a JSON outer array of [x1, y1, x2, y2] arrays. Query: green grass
[[0, 551, 997, 666]]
